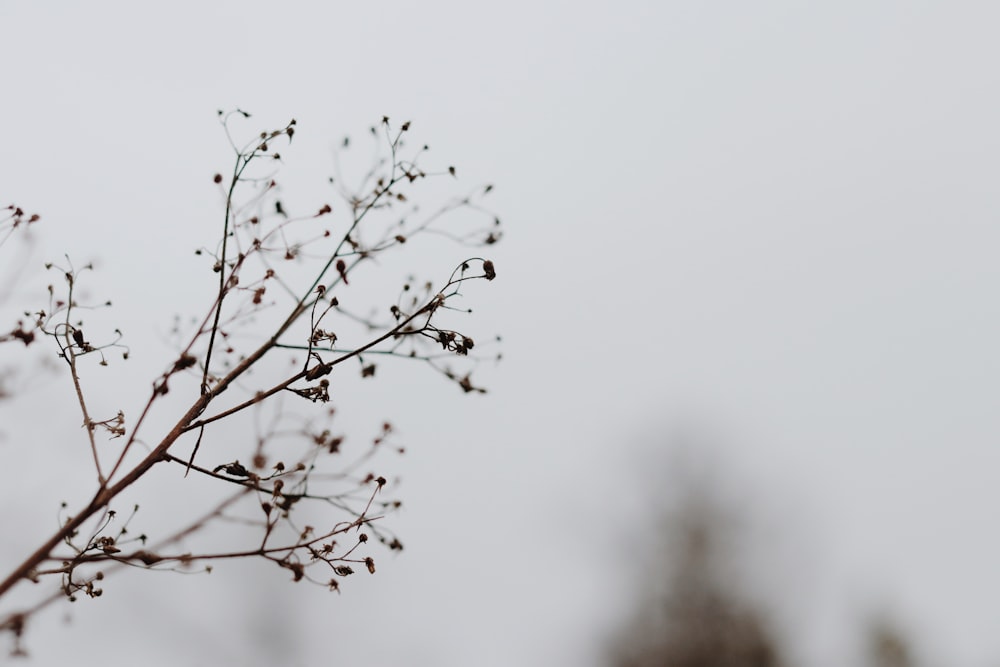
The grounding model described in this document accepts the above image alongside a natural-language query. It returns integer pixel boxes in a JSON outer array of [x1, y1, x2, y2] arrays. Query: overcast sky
[[3, 2, 1000, 665]]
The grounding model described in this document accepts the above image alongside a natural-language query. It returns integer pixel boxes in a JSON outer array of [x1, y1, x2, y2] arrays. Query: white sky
[[2, 2, 1000, 665]]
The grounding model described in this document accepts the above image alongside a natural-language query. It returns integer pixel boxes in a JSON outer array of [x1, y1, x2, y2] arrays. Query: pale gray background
[[2, 1, 1000, 665]]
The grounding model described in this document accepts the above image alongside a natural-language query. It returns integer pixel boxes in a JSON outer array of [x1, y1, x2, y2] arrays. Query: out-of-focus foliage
[[605, 450, 924, 667], [607, 477, 785, 667]]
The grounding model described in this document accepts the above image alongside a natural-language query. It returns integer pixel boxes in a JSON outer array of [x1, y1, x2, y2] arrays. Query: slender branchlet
[[0, 113, 502, 655]]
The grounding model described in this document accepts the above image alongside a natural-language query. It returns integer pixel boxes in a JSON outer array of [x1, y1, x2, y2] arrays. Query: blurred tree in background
[[607, 466, 785, 667], [605, 449, 922, 667]]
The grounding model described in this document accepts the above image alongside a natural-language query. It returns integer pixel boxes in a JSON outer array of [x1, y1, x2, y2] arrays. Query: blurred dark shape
[[605, 445, 927, 667], [608, 478, 785, 667], [867, 619, 914, 667]]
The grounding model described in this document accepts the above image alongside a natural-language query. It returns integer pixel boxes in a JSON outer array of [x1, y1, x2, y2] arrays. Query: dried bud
[[172, 354, 197, 372], [213, 461, 250, 477], [336, 259, 349, 285], [134, 551, 163, 566], [11, 326, 34, 346], [482, 260, 496, 280], [305, 362, 332, 381]]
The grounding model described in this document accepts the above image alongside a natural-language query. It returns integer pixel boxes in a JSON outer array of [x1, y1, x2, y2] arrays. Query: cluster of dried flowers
[[0, 112, 500, 656]]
